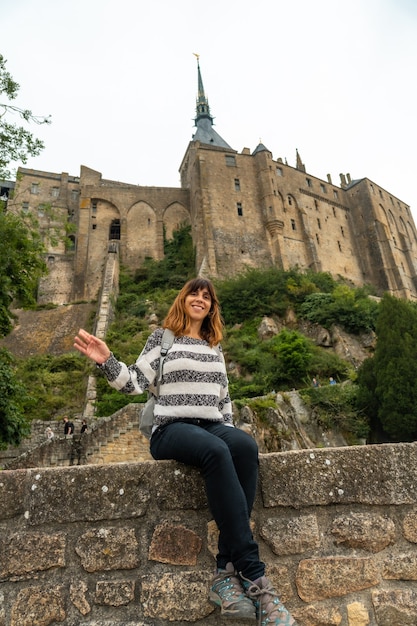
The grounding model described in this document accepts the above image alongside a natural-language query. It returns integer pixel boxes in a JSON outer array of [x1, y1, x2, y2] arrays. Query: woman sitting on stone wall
[[74, 277, 296, 626]]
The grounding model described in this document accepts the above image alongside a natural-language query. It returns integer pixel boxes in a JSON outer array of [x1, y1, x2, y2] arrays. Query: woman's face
[[184, 287, 212, 323]]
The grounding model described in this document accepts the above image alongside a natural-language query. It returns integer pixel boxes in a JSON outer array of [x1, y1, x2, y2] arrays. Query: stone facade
[[1, 443, 417, 625], [6, 65, 417, 305]]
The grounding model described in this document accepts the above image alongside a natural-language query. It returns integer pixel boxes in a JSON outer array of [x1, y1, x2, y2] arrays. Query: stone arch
[[163, 202, 191, 240], [126, 201, 158, 268]]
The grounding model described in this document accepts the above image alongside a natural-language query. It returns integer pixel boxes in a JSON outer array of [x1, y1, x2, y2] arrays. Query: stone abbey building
[[7, 60, 417, 304]]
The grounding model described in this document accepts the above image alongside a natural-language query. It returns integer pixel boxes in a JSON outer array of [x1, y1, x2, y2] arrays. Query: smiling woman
[[74, 276, 297, 624]]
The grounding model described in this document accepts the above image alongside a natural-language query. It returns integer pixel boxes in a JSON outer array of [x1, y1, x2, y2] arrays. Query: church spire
[[194, 53, 213, 124], [191, 54, 233, 150]]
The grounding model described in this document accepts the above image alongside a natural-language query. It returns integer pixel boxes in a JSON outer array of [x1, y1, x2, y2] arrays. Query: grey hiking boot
[[242, 575, 297, 625], [209, 562, 256, 620]]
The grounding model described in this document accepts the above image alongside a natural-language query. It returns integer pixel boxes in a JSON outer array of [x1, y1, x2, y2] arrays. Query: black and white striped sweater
[[98, 327, 233, 429]]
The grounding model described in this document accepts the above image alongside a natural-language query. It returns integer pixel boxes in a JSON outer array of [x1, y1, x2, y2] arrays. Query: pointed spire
[[194, 53, 213, 124], [191, 55, 233, 150], [296, 149, 306, 172]]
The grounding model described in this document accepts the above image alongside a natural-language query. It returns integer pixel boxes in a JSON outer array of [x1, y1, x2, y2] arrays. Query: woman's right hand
[[74, 329, 111, 364]]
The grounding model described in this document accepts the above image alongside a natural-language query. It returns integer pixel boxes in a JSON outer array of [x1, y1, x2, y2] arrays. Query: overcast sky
[[2, 0, 417, 219]]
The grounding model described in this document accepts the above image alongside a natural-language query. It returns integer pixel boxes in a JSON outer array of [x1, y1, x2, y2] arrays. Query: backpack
[[139, 328, 175, 439], [139, 329, 224, 439]]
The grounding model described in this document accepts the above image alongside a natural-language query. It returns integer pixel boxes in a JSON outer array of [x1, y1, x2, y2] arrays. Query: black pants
[[150, 420, 265, 581]]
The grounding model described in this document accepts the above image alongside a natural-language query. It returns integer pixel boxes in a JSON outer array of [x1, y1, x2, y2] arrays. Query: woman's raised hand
[[74, 329, 111, 364]]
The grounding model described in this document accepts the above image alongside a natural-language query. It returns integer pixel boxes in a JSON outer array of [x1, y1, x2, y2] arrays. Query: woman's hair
[[163, 277, 224, 346]]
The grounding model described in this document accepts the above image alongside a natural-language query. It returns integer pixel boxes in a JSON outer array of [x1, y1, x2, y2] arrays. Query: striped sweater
[[98, 327, 233, 429]]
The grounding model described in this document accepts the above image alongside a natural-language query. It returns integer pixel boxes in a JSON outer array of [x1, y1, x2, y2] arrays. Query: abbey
[[8, 61, 417, 304]]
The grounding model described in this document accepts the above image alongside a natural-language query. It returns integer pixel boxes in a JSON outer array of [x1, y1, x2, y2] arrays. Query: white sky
[[2, 0, 417, 219]]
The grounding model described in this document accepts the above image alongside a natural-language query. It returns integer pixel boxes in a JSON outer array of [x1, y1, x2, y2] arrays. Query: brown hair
[[163, 278, 224, 346]]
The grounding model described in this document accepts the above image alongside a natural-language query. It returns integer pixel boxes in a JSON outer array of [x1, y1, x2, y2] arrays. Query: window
[[237, 202, 243, 216], [317, 218, 321, 230], [31, 183, 39, 194], [332, 207, 336, 217], [379, 189, 383, 198], [92, 223, 97, 230], [337, 241, 342, 252], [225, 155, 236, 167], [51, 187, 59, 198], [287, 195, 293, 206], [91, 201, 97, 214], [291, 219, 296, 231], [306, 178, 312, 188], [316, 234, 320, 244], [333, 190, 338, 199], [71, 189, 79, 201], [341, 226, 345, 237], [109, 219, 121, 239], [22, 201, 29, 212], [320, 183, 326, 193], [234, 178, 241, 191], [276, 167, 283, 176]]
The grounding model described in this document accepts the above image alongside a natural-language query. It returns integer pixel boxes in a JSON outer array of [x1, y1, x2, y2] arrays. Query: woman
[[74, 277, 296, 625]]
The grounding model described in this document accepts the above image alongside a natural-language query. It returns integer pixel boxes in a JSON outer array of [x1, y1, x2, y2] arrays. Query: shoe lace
[[213, 572, 245, 604], [240, 574, 294, 626]]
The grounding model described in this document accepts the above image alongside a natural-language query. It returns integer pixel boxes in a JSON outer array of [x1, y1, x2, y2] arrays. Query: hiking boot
[[242, 575, 297, 625], [209, 562, 256, 620]]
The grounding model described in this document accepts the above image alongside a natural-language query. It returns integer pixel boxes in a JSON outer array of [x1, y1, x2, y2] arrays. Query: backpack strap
[[155, 328, 175, 396]]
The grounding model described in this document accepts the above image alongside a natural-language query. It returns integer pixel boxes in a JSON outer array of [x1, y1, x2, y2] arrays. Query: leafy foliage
[[300, 383, 369, 443], [0, 206, 47, 336], [0, 54, 50, 179], [216, 267, 378, 333], [356, 293, 417, 441], [15, 352, 91, 422], [0, 349, 31, 448]]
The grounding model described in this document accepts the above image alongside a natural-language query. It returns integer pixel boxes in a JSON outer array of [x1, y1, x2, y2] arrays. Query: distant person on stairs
[[74, 277, 297, 625]]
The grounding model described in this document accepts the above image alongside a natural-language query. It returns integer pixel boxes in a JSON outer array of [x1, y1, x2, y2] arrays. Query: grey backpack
[[139, 328, 175, 439]]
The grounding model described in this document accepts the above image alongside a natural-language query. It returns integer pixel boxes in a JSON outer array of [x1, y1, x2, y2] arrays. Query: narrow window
[[320, 183, 326, 193], [332, 207, 336, 217], [314, 200, 319, 210], [306, 178, 312, 188], [91, 201, 97, 214], [316, 233, 320, 244], [341, 226, 345, 237], [333, 190, 338, 199], [234, 178, 241, 191], [379, 189, 383, 198], [237, 202, 243, 216], [291, 219, 296, 231], [337, 241, 342, 251], [109, 219, 121, 239], [317, 218, 321, 229], [287, 195, 293, 206]]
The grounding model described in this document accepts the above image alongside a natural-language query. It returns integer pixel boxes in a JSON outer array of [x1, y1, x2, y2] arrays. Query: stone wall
[[1, 443, 417, 626]]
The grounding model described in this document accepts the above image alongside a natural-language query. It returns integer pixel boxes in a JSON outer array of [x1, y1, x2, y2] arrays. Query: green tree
[[357, 293, 417, 441], [0, 207, 47, 336], [0, 349, 31, 448], [0, 54, 50, 179]]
